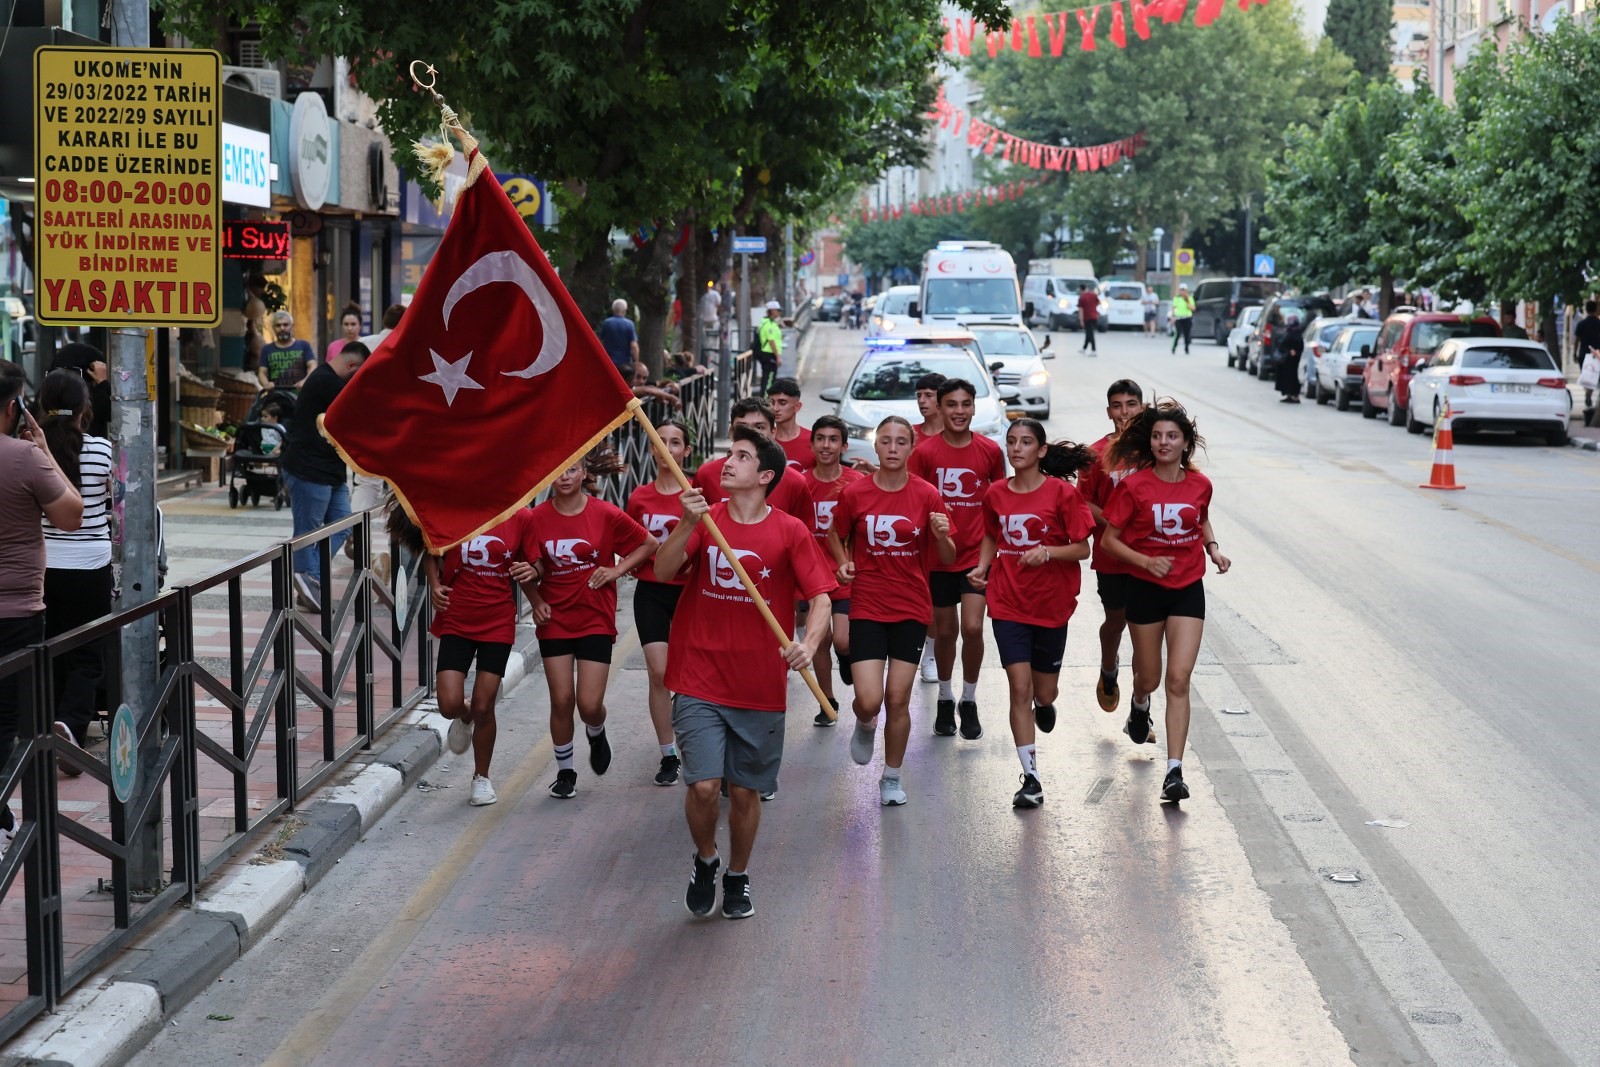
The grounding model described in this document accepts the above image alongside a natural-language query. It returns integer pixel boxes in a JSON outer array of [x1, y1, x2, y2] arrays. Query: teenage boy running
[[909, 378, 1005, 740], [655, 426, 834, 919], [803, 414, 865, 726], [766, 378, 815, 471], [1078, 379, 1147, 716]]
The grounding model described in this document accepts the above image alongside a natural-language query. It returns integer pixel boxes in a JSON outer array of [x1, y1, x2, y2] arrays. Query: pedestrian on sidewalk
[[1170, 286, 1195, 354], [257, 310, 317, 390], [802, 415, 865, 726], [49, 342, 111, 438], [1141, 285, 1159, 337], [1100, 402, 1231, 803], [0, 361, 83, 849], [1574, 300, 1600, 417], [597, 300, 640, 377], [282, 342, 369, 610], [966, 420, 1096, 809], [327, 304, 362, 363], [38, 370, 114, 774], [526, 446, 655, 800], [753, 301, 784, 394], [1078, 284, 1101, 353], [1078, 379, 1147, 715], [653, 426, 834, 919], [1275, 316, 1306, 403]]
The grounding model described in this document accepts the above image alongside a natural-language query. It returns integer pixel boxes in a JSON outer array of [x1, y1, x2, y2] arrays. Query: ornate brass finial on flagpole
[[406, 60, 485, 193]]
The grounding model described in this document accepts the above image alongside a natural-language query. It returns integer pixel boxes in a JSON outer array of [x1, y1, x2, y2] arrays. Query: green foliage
[[1324, 0, 1395, 83]]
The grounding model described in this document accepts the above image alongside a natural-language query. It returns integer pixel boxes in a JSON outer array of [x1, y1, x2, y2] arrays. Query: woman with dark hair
[[50, 342, 111, 438], [1274, 315, 1306, 403], [39, 369, 114, 770], [1100, 402, 1231, 803], [967, 420, 1096, 809]]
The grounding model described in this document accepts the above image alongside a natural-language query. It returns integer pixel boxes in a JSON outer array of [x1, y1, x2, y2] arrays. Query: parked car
[[1225, 306, 1262, 368], [1298, 315, 1363, 397], [1361, 310, 1501, 426], [1404, 338, 1570, 444], [1192, 277, 1286, 346], [1022, 273, 1099, 330], [1246, 294, 1338, 378], [1101, 281, 1146, 330], [818, 295, 846, 322], [967, 324, 1055, 418], [1314, 322, 1382, 409], [818, 332, 1019, 465], [867, 285, 919, 336]]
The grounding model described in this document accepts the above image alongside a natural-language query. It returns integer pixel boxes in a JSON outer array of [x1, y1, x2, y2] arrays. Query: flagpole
[[630, 402, 837, 719]]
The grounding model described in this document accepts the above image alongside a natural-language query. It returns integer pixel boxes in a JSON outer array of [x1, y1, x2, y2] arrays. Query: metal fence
[[0, 514, 432, 1043]]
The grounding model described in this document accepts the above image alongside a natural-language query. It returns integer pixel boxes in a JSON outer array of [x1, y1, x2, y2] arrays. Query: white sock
[[921, 641, 936, 664], [1017, 744, 1037, 777], [1132, 694, 1151, 711], [585, 722, 605, 738], [857, 718, 877, 734], [938, 679, 954, 700], [554, 743, 574, 771], [961, 680, 977, 703], [660, 743, 677, 758], [882, 767, 900, 781], [1167, 758, 1182, 772]]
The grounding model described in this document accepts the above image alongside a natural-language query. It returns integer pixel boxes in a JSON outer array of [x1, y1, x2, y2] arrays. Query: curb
[[1569, 437, 1598, 452], [3, 629, 541, 1067]]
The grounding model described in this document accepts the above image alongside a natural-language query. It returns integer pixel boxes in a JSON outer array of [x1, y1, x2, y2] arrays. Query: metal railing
[[0, 514, 432, 1044]]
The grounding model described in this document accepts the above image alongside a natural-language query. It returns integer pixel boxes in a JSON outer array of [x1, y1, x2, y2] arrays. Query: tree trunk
[[1379, 272, 1396, 319], [1539, 296, 1562, 373], [618, 231, 675, 378], [567, 238, 614, 330], [674, 214, 700, 358]]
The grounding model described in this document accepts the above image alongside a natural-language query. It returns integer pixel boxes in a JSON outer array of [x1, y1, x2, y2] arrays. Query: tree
[[1324, 0, 1395, 83]]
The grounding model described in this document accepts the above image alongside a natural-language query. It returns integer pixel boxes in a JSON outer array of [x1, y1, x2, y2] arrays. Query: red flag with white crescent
[[321, 149, 636, 552]]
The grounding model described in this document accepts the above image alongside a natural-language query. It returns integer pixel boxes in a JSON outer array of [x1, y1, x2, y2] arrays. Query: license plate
[[1489, 383, 1530, 393]]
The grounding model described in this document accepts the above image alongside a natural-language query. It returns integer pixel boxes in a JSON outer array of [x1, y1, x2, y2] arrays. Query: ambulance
[[913, 241, 1028, 330]]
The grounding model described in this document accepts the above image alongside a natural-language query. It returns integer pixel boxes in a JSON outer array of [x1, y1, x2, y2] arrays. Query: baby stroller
[[226, 389, 295, 509]]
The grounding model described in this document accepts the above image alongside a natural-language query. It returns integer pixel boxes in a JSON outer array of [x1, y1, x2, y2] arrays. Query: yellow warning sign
[[33, 47, 222, 327]]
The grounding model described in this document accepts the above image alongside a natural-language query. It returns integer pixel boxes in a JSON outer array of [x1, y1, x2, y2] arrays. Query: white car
[[1314, 321, 1380, 410], [818, 335, 1020, 465], [866, 285, 919, 337], [966, 324, 1055, 418], [1226, 306, 1261, 367], [1101, 281, 1146, 329], [1405, 337, 1571, 445]]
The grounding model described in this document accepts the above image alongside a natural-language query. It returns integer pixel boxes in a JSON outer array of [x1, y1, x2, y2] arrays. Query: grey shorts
[[672, 695, 786, 793]]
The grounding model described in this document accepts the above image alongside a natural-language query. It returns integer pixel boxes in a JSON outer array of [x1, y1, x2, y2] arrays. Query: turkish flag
[[321, 150, 636, 552]]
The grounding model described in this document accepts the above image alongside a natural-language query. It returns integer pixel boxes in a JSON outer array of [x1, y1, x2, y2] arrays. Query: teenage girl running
[[528, 446, 656, 799], [1099, 402, 1231, 802], [626, 419, 693, 786], [967, 420, 1096, 809]]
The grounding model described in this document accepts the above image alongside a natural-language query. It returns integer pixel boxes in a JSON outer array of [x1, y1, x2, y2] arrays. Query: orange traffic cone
[[1420, 399, 1465, 490]]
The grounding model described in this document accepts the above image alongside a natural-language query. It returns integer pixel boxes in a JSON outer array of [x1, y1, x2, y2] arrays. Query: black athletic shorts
[[831, 597, 851, 616], [1124, 577, 1205, 626], [849, 618, 928, 665], [436, 633, 513, 677], [929, 570, 982, 608], [991, 618, 1069, 673], [537, 634, 615, 664], [633, 580, 682, 646], [1096, 570, 1133, 613]]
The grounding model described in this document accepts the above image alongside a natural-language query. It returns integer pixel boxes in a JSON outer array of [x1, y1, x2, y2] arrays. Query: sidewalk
[[1566, 384, 1598, 452]]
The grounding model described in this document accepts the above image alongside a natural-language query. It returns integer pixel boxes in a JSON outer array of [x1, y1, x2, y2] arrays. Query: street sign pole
[[716, 235, 734, 433], [784, 221, 795, 316]]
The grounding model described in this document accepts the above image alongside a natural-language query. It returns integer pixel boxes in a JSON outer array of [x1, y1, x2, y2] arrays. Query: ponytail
[[1010, 417, 1095, 481]]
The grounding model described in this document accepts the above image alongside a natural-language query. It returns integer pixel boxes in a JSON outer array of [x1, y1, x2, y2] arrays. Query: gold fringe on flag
[[408, 61, 489, 205]]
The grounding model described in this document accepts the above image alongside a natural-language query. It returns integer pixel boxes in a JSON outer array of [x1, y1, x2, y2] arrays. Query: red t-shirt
[[527, 496, 651, 639], [802, 466, 866, 599], [833, 475, 951, 625], [665, 503, 836, 712], [915, 422, 941, 441], [429, 510, 534, 645], [1102, 468, 1214, 590], [1078, 290, 1101, 322], [625, 481, 687, 586], [693, 454, 812, 522], [908, 433, 1004, 571], [981, 478, 1095, 627], [775, 430, 817, 471], [1080, 434, 1139, 575]]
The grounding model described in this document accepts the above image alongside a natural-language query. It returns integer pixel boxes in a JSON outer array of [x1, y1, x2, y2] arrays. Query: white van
[[914, 241, 1027, 329], [1022, 272, 1100, 331]]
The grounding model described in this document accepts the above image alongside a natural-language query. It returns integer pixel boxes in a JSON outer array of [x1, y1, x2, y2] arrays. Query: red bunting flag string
[[852, 177, 1047, 225], [942, 0, 1270, 58], [925, 88, 1146, 174]]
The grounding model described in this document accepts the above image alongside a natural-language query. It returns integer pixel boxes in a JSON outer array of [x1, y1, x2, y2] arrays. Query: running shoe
[[850, 723, 876, 765], [760, 787, 777, 802], [1125, 700, 1152, 746], [721, 872, 754, 919], [292, 573, 321, 612], [879, 776, 907, 807], [655, 754, 681, 786], [588, 728, 612, 775], [549, 768, 578, 799], [958, 700, 983, 740], [446, 716, 472, 755], [933, 698, 957, 737], [814, 697, 840, 728], [1096, 672, 1119, 713], [1033, 703, 1057, 734], [686, 853, 720, 917], [920, 656, 939, 683], [1013, 773, 1044, 808], [52, 722, 83, 777], [469, 775, 497, 806], [1162, 766, 1190, 802]]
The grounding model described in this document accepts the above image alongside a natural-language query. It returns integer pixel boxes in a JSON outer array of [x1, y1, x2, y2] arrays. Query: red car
[[1361, 310, 1502, 426]]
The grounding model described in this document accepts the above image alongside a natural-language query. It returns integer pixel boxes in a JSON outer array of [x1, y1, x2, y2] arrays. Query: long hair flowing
[[1104, 399, 1205, 473]]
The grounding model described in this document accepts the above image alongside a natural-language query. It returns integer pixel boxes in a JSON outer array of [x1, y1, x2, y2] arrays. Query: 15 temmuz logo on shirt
[[460, 535, 511, 571], [1000, 514, 1046, 548], [865, 514, 916, 548], [935, 467, 982, 501], [1150, 503, 1200, 541], [544, 538, 595, 568], [813, 500, 838, 533], [642, 512, 677, 542]]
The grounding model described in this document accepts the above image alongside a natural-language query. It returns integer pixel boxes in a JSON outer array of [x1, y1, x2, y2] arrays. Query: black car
[[1192, 277, 1286, 346], [1245, 294, 1338, 378], [817, 295, 846, 322]]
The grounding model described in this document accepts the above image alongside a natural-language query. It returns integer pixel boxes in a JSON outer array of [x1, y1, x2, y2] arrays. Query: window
[[849, 355, 992, 400], [1194, 281, 1221, 301], [1460, 346, 1556, 370], [1238, 280, 1285, 301], [923, 278, 1021, 316], [1107, 284, 1145, 301], [1044, 281, 1055, 297], [968, 328, 1039, 357], [1411, 320, 1498, 354], [1377, 322, 1402, 353]]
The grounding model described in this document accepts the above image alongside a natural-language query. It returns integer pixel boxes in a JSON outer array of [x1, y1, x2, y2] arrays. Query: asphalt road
[[132, 323, 1599, 1067]]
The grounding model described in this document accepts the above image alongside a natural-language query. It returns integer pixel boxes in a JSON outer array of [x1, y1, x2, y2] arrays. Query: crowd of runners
[[392, 374, 1229, 921]]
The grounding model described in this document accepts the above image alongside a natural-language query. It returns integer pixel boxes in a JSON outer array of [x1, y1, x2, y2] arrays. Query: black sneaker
[[958, 700, 983, 740], [1013, 773, 1044, 808], [721, 872, 754, 919], [1125, 700, 1152, 745], [654, 754, 681, 786], [1162, 766, 1190, 802], [588, 728, 612, 775], [549, 768, 578, 798], [1033, 703, 1057, 734], [933, 698, 957, 736], [813, 697, 839, 727], [686, 854, 720, 917]]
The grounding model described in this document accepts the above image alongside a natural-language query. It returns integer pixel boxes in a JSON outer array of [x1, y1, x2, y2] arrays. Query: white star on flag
[[419, 349, 485, 407]]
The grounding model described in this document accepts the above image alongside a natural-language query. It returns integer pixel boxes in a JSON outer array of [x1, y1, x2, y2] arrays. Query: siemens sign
[[222, 123, 272, 207]]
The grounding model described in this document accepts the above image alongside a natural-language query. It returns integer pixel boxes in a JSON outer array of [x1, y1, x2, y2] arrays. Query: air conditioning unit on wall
[[223, 66, 283, 100]]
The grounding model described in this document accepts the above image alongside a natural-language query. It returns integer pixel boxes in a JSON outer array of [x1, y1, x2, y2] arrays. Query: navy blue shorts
[[991, 619, 1068, 674]]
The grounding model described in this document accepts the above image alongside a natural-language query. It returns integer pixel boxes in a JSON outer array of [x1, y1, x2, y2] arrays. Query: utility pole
[[716, 232, 734, 433], [1243, 194, 1253, 276], [783, 221, 795, 316]]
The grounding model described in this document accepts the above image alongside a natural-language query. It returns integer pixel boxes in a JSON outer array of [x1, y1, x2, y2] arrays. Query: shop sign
[[288, 91, 331, 211], [221, 122, 271, 207], [222, 219, 290, 259]]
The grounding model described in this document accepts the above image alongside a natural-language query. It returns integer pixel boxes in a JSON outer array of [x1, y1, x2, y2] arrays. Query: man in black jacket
[[283, 342, 368, 609]]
